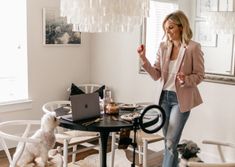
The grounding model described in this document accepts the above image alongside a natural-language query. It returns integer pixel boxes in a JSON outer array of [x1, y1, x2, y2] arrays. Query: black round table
[[59, 113, 133, 167]]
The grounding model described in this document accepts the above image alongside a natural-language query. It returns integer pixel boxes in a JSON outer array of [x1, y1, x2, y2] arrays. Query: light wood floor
[[0, 137, 163, 167]]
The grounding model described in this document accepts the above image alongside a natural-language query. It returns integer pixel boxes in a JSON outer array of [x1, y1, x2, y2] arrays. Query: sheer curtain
[[0, 0, 28, 103], [145, 0, 178, 65]]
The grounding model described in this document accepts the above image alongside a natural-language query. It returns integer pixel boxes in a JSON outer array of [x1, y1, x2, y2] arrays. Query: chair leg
[[138, 145, 143, 165], [72, 145, 77, 163], [99, 137, 102, 167], [143, 140, 148, 167], [110, 132, 116, 167], [63, 139, 69, 167]]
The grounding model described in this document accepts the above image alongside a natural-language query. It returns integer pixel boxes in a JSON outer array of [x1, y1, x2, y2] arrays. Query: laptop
[[61, 93, 100, 122]]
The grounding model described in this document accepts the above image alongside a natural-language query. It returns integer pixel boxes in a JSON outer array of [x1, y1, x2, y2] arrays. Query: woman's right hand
[[137, 44, 147, 62]]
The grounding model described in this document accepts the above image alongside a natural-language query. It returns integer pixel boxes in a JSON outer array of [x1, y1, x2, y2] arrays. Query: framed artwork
[[195, 0, 235, 85], [43, 8, 81, 45], [196, 0, 218, 18], [195, 20, 217, 47], [203, 34, 235, 84], [219, 0, 234, 11]]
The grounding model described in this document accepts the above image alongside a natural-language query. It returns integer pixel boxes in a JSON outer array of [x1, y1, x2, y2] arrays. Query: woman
[[137, 10, 204, 167]]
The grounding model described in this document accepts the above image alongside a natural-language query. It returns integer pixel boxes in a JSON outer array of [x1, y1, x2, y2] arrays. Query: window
[[141, 0, 178, 67], [0, 0, 28, 104]]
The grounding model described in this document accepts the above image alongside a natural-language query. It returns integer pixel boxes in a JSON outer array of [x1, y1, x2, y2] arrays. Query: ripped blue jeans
[[160, 90, 190, 167]]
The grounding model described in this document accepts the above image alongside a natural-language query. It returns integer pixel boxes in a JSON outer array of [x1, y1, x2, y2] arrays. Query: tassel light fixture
[[60, 0, 150, 32]]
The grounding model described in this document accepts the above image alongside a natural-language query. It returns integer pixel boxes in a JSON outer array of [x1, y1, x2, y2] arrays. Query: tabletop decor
[[105, 102, 119, 114]]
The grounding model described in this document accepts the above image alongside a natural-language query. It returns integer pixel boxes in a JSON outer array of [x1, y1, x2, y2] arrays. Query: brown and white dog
[[15, 112, 59, 167], [177, 140, 203, 167]]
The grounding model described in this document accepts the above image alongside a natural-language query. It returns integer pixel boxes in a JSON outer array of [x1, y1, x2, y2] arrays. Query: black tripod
[[130, 117, 139, 167], [129, 105, 166, 167]]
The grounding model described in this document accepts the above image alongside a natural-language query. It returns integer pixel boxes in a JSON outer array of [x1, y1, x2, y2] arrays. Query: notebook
[[61, 93, 100, 122]]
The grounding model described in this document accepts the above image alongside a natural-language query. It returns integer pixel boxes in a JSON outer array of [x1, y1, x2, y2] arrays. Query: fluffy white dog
[[15, 112, 59, 167]]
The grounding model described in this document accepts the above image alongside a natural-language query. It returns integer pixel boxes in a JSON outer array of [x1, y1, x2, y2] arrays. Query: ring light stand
[[130, 105, 166, 167]]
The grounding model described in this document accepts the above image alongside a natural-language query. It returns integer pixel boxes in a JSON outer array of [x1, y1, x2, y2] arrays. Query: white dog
[[15, 112, 59, 167]]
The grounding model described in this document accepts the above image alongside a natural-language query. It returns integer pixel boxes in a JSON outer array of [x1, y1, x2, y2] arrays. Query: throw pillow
[[94, 85, 105, 99], [69, 83, 105, 99], [70, 83, 85, 96]]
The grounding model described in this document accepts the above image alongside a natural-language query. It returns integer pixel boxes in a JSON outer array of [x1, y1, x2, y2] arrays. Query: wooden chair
[[111, 130, 164, 167], [187, 140, 235, 167], [43, 83, 105, 167], [111, 104, 165, 167], [0, 120, 63, 167]]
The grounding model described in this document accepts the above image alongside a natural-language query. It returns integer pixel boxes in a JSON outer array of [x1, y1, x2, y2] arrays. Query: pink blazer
[[142, 40, 205, 112]]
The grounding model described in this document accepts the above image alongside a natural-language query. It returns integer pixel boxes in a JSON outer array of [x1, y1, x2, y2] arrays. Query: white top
[[163, 59, 178, 91], [163, 45, 185, 91]]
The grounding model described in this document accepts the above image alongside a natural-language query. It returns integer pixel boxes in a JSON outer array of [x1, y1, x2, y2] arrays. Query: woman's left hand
[[176, 72, 185, 84]]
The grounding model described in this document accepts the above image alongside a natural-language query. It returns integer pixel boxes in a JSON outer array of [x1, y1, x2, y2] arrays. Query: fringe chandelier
[[60, 0, 150, 32]]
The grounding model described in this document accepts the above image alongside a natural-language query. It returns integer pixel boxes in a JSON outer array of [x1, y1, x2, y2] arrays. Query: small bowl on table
[[105, 102, 119, 114]]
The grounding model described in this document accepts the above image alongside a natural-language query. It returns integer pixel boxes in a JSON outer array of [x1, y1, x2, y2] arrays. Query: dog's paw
[[47, 154, 63, 167], [34, 158, 47, 167], [56, 146, 62, 153], [47, 160, 54, 166]]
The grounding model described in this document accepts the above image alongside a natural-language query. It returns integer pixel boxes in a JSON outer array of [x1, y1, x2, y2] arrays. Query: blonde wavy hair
[[162, 10, 192, 45]]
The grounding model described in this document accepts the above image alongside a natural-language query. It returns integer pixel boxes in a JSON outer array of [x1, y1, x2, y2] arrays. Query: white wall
[[1, 0, 91, 121], [90, 31, 160, 103]]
